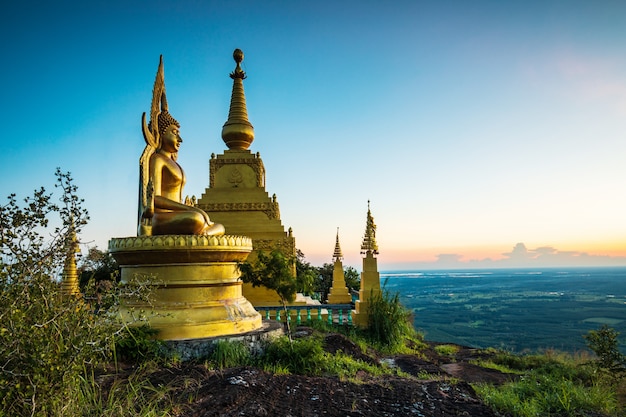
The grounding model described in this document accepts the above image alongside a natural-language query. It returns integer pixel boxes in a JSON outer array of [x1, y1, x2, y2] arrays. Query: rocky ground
[[101, 326, 535, 417]]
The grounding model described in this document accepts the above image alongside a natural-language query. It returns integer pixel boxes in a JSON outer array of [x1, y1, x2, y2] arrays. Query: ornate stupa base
[[108, 235, 262, 340]]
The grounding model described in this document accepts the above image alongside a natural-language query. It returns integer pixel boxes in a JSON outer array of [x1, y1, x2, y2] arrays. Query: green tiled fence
[[255, 304, 354, 326]]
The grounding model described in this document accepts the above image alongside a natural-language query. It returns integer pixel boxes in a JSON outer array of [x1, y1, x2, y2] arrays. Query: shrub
[[366, 282, 415, 351], [584, 325, 626, 374], [0, 170, 119, 415], [0, 170, 154, 416], [114, 325, 163, 363]]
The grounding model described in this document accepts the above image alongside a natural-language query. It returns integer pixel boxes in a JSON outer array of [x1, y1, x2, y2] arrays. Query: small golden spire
[[360, 200, 379, 256], [333, 227, 343, 261], [61, 223, 81, 297], [222, 48, 255, 150]]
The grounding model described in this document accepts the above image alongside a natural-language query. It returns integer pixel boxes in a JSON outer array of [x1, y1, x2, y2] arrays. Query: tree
[[295, 249, 316, 295], [78, 247, 119, 288], [238, 249, 297, 338], [584, 325, 625, 374], [344, 266, 360, 293], [313, 263, 360, 302], [78, 247, 119, 312], [314, 262, 334, 302]]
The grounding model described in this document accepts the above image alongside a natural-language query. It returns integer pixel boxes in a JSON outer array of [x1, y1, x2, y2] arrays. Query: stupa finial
[[360, 200, 379, 256], [333, 227, 343, 261], [222, 48, 255, 150]]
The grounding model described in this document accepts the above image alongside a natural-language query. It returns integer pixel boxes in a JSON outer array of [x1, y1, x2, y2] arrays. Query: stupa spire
[[360, 200, 379, 255], [221, 48, 255, 150], [60, 221, 81, 297], [333, 227, 343, 261]]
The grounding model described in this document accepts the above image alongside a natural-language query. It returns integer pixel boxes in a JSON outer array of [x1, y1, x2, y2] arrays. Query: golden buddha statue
[[138, 56, 224, 237]]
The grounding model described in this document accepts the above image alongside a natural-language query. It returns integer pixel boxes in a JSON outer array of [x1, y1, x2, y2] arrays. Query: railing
[[255, 304, 354, 326]]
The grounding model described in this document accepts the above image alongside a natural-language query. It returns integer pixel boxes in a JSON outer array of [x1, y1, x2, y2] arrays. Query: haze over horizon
[[2, 1, 625, 270]]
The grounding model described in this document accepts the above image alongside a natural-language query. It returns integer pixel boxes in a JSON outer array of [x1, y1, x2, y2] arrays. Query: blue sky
[[2, 0, 625, 269]]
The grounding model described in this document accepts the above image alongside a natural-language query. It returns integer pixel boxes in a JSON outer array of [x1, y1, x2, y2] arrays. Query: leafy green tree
[[78, 246, 119, 288], [238, 249, 297, 338], [314, 263, 360, 302], [584, 325, 625, 374], [78, 247, 119, 312], [344, 266, 360, 293], [295, 249, 316, 295], [314, 262, 334, 302]]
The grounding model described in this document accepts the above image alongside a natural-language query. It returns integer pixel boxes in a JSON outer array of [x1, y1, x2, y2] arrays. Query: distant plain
[[383, 267, 626, 354]]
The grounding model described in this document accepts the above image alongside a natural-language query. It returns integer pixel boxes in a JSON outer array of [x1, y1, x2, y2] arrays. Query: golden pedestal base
[[109, 235, 262, 340]]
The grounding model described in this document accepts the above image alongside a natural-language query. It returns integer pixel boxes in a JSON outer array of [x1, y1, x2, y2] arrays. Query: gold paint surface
[[327, 258, 352, 304], [110, 234, 262, 340], [138, 56, 225, 237], [353, 251, 381, 327]]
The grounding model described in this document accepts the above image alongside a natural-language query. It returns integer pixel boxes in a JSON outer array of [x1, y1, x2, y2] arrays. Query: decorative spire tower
[[360, 200, 379, 255], [197, 49, 297, 306], [221, 49, 254, 150], [327, 228, 352, 304], [60, 224, 81, 297], [333, 228, 343, 261], [354, 201, 382, 327]]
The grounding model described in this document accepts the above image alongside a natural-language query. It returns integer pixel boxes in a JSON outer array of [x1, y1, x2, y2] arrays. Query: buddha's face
[[161, 124, 182, 153]]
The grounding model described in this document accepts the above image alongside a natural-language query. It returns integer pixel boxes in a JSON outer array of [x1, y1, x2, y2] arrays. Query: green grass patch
[[475, 375, 617, 417], [207, 340, 252, 369], [469, 359, 523, 375], [434, 344, 460, 356], [474, 349, 620, 416]]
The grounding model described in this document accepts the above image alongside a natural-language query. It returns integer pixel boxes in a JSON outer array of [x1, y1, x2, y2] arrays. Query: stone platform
[[162, 320, 283, 361]]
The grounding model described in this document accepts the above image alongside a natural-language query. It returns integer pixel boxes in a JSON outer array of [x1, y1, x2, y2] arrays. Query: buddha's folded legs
[[152, 211, 223, 236]]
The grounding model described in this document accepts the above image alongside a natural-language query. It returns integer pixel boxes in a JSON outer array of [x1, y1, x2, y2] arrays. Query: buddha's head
[[161, 123, 182, 154], [157, 111, 180, 137], [156, 111, 182, 154]]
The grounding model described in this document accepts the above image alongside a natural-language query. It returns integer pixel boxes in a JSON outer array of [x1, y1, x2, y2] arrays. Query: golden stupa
[[196, 49, 298, 306], [326, 228, 352, 304], [353, 201, 382, 327]]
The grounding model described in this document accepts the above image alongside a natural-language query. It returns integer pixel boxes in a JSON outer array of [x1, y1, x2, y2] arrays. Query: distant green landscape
[[384, 267, 626, 353]]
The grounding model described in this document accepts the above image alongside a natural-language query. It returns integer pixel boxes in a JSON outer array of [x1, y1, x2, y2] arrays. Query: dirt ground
[[101, 327, 537, 417]]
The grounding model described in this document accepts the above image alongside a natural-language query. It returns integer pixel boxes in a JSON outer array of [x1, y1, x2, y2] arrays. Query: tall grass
[[367, 284, 417, 352], [258, 336, 326, 375], [76, 361, 183, 417], [207, 340, 252, 369]]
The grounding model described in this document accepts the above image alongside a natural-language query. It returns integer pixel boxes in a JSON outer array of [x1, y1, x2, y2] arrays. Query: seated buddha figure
[[138, 56, 224, 236], [149, 112, 224, 236]]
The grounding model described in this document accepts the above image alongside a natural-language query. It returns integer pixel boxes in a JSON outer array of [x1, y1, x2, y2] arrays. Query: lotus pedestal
[[109, 235, 262, 340]]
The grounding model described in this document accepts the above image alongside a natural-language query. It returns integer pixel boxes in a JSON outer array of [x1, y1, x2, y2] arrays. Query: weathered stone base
[[160, 320, 283, 361]]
